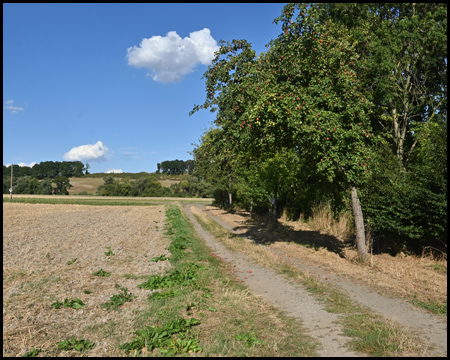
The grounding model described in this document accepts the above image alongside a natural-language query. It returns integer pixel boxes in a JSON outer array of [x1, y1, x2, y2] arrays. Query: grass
[[3, 195, 212, 206], [411, 296, 447, 315], [191, 206, 430, 357], [124, 204, 318, 356]]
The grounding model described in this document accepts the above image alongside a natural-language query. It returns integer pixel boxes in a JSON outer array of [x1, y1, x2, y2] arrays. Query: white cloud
[[18, 162, 37, 168], [4, 162, 37, 168], [127, 28, 219, 83], [63, 141, 110, 162], [4, 100, 24, 114], [106, 168, 123, 174]]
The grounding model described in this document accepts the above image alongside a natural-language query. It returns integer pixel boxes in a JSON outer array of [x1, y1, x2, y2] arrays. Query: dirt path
[[185, 204, 447, 357]]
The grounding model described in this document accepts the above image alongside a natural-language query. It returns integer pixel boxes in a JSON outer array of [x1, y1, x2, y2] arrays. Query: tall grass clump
[[307, 201, 353, 240]]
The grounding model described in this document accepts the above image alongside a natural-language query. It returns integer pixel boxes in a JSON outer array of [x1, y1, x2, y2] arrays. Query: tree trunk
[[250, 197, 253, 219], [228, 176, 233, 212], [272, 186, 278, 228], [350, 184, 368, 263]]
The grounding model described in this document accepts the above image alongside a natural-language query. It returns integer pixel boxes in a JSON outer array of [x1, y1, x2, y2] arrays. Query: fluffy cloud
[[127, 28, 219, 83], [4, 100, 24, 114], [4, 162, 37, 168], [106, 168, 123, 174], [18, 162, 37, 168], [63, 141, 110, 162]]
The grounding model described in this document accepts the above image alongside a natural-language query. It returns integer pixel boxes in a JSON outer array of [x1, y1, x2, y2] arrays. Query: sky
[[3, 3, 286, 174]]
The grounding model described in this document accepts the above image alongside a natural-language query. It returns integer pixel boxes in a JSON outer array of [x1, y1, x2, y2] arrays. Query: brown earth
[[3, 203, 171, 357]]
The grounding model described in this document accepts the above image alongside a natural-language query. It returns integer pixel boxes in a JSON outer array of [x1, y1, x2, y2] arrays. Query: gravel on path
[[187, 204, 447, 357], [185, 204, 362, 357]]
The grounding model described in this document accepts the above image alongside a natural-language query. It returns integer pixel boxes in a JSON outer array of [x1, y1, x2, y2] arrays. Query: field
[[3, 200, 317, 357], [3, 202, 170, 356], [66, 177, 105, 195]]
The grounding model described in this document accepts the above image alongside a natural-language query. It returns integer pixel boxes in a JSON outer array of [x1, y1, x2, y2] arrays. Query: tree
[[52, 176, 73, 195], [191, 5, 375, 261]]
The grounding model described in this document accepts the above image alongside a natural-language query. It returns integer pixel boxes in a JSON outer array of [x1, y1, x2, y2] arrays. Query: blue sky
[[3, 3, 286, 173]]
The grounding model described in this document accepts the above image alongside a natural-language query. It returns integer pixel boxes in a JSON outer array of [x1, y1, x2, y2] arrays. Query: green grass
[[411, 296, 447, 315], [125, 204, 318, 357]]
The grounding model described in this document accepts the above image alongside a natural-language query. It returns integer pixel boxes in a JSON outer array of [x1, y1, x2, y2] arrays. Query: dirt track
[[185, 204, 447, 357]]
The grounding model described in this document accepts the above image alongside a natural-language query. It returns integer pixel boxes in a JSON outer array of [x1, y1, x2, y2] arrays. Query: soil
[[184, 204, 447, 357], [3, 203, 171, 357]]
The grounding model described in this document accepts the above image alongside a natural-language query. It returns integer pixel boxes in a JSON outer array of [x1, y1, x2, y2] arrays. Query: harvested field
[[3, 203, 171, 357]]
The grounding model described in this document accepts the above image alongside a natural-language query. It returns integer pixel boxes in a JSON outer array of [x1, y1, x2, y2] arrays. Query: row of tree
[[3, 161, 89, 179], [156, 159, 195, 175], [3, 175, 73, 195], [96, 174, 213, 198], [190, 3, 447, 261]]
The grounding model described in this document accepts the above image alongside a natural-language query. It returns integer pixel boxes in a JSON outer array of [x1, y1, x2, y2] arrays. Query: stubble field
[[3, 202, 171, 357]]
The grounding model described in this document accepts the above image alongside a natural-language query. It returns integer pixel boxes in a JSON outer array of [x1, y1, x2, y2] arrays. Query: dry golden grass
[[67, 177, 105, 195], [202, 205, 447, 316]]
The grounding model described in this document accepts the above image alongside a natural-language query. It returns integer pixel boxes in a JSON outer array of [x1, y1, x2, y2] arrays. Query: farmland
[[3, 199, 316, 357]]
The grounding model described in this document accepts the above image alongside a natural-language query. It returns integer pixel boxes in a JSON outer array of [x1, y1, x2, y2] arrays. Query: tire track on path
[[185, 204, 362, 357], [198, 204, 447, 357]]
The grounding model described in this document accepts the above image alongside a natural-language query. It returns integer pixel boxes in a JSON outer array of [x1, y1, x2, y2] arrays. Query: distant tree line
[[96, 174, 213, 198], [156, 159, 195, 175], [3, 161, 88, 179], [2, 161, 88, 195]]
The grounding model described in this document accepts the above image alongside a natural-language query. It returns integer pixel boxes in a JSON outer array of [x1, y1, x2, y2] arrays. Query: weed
[[66, 258, 77, 265], [235, 331, 263, 347], [150, 289, 179, 299], [104, 247, 115, 256], [57, 337, 95, 352], [52, 298, 86, 309], [151, 254, 169, 262], [118, 317, 201, 355], [93, 269, 111, 277], [22, 347, 41, 357], [83, 289, 91, 294], [100, 284, 136, 311], [137, 263, 204, 290]]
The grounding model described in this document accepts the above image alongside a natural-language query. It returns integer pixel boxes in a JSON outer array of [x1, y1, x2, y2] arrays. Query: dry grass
[[67, 177, 105, 195], [3, 203, 170, 357], [202, 205, 447, 317]]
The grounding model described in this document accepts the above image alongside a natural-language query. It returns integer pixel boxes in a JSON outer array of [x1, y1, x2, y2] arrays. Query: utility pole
[[10, 164, 13, 200]]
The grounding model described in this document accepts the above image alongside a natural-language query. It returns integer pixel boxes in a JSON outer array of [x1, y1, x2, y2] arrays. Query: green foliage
[[52, 175, 73, 195], [189, 2, 447, 256], [104, 247, 115, 256], [100, 284, 137, 311], [157, 159, 194, 175], [96, 175, 174, 197], [137, 263, 204, 290], [66, 258, 77, 265], [22, 348, 42, 357], [235, 332, 263, 347], [93, 269, 111, 277], [56, 337, 95, 352], [118, 317, 201, 355], [151, 254, 169, 262], [51, 298, 86, 309]]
